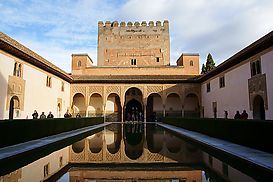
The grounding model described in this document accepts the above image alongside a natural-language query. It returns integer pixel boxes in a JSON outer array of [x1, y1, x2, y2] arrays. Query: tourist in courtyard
[[224, 111, 228, 119], [76, 113, 81, 118], [64, 110, 72, 118], [131, 112, 135, 121], [32, 110, 38, 119], [127, 112, 131, 121], [234, 111, 241, 119], [241, 110, 248, 119], [40, 112, 46, 119], [47, 111, 54, 118], [139, 112, 143, 122]]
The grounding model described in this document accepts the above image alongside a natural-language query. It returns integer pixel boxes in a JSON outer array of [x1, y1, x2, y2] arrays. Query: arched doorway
[[87, 93, 103, 117], [184, 93, 200, 118], [253, 95, 265, 120], [166, 93, 181, 117], [9, 96, 20, 120], [105, 93, 122, 122], [72, 93, 85, 117], [124, 87, 143, 122], [146, 93, 163, 122]]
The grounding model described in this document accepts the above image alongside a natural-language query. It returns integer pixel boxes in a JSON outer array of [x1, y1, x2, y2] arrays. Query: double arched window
[[13, 62, 22, 77]]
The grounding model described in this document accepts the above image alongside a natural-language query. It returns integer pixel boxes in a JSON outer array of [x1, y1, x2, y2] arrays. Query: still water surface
[[1, 123, 257, 182]]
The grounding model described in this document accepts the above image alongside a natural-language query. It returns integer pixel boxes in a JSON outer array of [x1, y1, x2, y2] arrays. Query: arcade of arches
[[71, 84, 201, 122]]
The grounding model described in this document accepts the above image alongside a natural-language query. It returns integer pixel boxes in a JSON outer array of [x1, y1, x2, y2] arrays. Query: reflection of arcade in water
[[70, 124, 202, 162], [68, 124, 257, 182]]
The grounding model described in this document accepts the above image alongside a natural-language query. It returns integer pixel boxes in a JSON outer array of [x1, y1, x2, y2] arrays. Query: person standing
[[64, 110, 72, 118], [47, 111, 54, 118], [40, 112, 46, 119], [224, 111, 228, 119], [32, 110, 39, 119], [241, 110, 248, 119], [234, 111, 241, 119]]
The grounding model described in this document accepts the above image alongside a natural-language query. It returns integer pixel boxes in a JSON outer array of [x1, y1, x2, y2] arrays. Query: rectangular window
[[219, 76, 225, 88], [131, 59, 137, 65], [46, 76, 52, 87], [251, 60, 261, 77], [206, 82, 210, 92], [156, 57, 160, 62], [44, 163, 49, 177], [61, 82, 64, 92]]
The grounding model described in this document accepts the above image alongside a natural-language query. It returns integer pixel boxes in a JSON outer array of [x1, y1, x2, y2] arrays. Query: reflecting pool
[[0, 123, 257, 182]]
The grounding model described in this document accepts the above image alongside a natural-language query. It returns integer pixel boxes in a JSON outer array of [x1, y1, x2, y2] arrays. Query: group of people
[[126, 111, 143, 122], [32, 110, 54, 119], [64, 110, 81, 118], [234, 110, 248, 119], [32, 110, 82, 119]]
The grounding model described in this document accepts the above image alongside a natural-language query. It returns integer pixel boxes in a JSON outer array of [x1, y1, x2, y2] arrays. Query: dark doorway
[[253, 95, 265, 120], [9, 98, 14, 120], [125, 99, 142, 121], [9, 96, 19, 120]]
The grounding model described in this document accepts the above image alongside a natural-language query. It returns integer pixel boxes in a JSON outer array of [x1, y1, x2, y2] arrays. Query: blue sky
[[1, 0, 273, 72]]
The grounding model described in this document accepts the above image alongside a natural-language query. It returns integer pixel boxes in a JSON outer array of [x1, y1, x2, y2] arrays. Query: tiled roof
[[0, 32, 72, 82]]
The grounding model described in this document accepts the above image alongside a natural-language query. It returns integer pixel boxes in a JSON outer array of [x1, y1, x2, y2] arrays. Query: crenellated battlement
[[98, 20, 169, 29], [97, 20, 170, 66]]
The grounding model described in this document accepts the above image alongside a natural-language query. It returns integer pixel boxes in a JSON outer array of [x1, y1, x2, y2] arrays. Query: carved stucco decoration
[[147, 85, 163, 96], [106, 85, 120, 96], [70, 150, 85, 162], [72, 85, 86, 96], [248, 74, 268, 110], [89, 86, 104, 96], [106, 150, 121, 161], [87, 150, 103, 161], [6, 75, 25, 111]]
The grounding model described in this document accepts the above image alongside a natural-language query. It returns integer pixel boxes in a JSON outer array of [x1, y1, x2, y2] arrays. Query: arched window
[[17, 64, 22, 77], [190, 60, 194, 66], [13, 62, 23, 77], [13, 62, 17, 76], [78, 61, 82, 67]]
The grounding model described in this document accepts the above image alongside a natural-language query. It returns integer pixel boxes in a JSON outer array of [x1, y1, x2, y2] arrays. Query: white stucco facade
[[261, 50, 273, 119], [201, 48, 273, 120], [0, 50, 70, 120], [0, 51, 14, 119]]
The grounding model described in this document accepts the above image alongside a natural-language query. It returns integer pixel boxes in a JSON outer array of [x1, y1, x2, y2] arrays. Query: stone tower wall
[[97, 20, 170, 66]]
